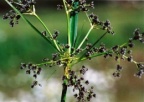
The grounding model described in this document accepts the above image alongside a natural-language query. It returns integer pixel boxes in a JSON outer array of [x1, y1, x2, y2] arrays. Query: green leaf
[[70, 1, 79, 48], [78, 31, 107, 62]]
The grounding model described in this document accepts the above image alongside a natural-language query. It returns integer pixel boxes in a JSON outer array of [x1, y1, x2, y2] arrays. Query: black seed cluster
[[111, 45, 130, 62], [52, 53, 59, 61], [3, 10, 20, 27], [41, 31, 47, 37], [3, 0, 36, 27], [57, 4, 64, 10], [127, 56, 133, 62], [65, 0, 94, 17], [84, 43, 109, 60], [132, 29, 144, 43], [109, 29, 144, 65], [52, 30, 59, 39], [103, 20, 114, 34], [11, 0, 36, 13], [62, 66, 96, 102], [89, 13, 114, 34], [113, 64, 123, 78], [98, 44, 107, 53], [20, 63, 42, 88], [109, 29, 144, 78], [89, 13, 100, 25], [86, 43, 92, 50], [134, 63, 144, 78]]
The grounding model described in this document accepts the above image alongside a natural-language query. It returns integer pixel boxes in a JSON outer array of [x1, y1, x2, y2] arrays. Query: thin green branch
[[85, 12, 92, 26], [72, 51, 112, 66], [33, 13, 61, 52], [77, 25, 94, 49], [63, 0, 71, 53]]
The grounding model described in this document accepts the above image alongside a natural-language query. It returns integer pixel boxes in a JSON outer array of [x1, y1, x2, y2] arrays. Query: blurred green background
[[0, 0, 144, 102]]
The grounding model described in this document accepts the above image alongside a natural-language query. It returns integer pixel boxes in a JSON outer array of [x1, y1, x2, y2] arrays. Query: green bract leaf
[[70, 1, 79, 48]]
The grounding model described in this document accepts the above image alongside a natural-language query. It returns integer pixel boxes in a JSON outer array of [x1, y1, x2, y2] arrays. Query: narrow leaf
[[78, 31, 107, 61], [70, 1, 79, 48]]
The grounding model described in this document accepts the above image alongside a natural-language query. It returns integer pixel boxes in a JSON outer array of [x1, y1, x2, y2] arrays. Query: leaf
[[70, 1, 79, 48], [78, 31, 107, 61]]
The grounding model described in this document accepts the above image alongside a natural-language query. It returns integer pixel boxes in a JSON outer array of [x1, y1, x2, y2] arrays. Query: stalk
[[61, 64, 70, 102], [77, 26, 94, 49], [33, 13, 61, 52], [61, 79, 68, 102], [63, 0, 71, 53]]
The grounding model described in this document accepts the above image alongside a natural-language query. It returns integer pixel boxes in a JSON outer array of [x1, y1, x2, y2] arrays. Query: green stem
[[63, 0, 71, 54], [61, 79, 68, 102], [33, 13, 61, 52], [73, 50, 113, 66], [77, 26, 94, 49], [85, 12, 92, 26]]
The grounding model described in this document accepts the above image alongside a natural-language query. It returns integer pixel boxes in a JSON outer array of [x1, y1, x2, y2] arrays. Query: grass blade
[[70, 1, 79, 49], [78, 31, 108, 62]]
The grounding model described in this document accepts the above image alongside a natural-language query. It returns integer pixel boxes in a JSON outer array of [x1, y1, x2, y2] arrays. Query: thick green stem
[[61, 79, 68, 102], [60, 60, 71, 102]]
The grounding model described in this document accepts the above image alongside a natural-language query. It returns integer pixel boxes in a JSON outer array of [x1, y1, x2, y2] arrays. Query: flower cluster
[[3, 0, 36, 27], [62, 66, 96, 102], [89, 13, 114, 34], [64, 0, 94, 16], [84, 43, 109, 60], [111, 29, 144, 59], [132, 28, 144, 43], [113, 64, 123, 77], [109, 29, 144, 77], [3, 10, 20, 27], [134, 63, 144, 78], [9, 0, 36, 13], [20, 63, 42, 88]]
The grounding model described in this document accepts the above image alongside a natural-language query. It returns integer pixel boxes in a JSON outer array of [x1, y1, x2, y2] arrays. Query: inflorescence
[[62, 66, 96, 102], [3, 0, 36, 27]]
